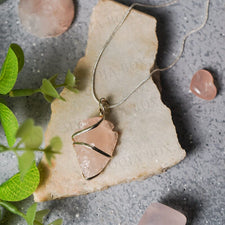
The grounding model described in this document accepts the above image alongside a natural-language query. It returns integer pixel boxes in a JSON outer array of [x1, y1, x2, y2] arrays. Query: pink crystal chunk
[[73, 117, 118, 179], [138, 203, 187, 225], [19, 0, 74, 38], [190, 69, 217, 100]]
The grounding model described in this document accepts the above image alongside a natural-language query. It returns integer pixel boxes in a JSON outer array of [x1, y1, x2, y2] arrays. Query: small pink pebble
[[138, 202, 187, 225], [19, 0, 75, 38], [190, 69, 217, 100]]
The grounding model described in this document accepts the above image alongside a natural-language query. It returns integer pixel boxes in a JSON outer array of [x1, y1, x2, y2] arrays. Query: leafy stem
[[0, 43, 78, 102], [0, 43, 65, 225], [9, 83, 70, 98], [54, 83, 66, 88], [0, 145, 60, 155], [0, 200, 25, 218], [8, 71, 78, 102], [0, 120, 63, 225], [9, 89, 41, 97], [0, 200, 63, 225], [1, 119, 62, 179], [0, 44, 78, 148], [0, 201, 41, 225]]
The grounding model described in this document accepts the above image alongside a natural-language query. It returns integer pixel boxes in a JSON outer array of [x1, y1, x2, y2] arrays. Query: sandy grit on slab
[[34, 0, 186, 202]]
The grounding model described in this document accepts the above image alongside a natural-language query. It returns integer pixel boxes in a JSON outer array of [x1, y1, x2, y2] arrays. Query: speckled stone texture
[[0, 0, 224, 225]]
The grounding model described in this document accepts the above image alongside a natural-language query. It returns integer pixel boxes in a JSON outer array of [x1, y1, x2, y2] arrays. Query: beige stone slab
[[34, 0, 186, 202]]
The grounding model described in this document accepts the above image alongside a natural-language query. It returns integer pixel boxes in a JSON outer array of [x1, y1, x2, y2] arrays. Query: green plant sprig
[[0, 119, 63, 224], [0, 43, 78, 101], [0, 119, 62, 177], [0, 43, 68, 224], [0, 201, 63, 225], [9, 70, 78, 102], [0, 43, 77, 148]]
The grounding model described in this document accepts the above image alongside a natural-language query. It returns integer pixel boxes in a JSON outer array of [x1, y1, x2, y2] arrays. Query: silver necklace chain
[[92, 0, 210, 109]]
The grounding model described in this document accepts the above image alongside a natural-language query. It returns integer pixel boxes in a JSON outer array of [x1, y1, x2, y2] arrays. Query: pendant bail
[[99, 98, 110, 117]]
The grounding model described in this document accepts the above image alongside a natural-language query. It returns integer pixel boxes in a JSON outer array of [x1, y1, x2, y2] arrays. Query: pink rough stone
[[190, 69, 217, 100], [73, 117, 118, 179], [19, 0, 74, 38], [138, 203, 187, 225]]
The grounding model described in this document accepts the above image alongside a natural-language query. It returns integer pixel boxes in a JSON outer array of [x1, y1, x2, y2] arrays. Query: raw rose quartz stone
[[73, 117, 118, 179], [138, 202, 187, 225], [19, 0, 74, 38], [190, 69, 217, 100]]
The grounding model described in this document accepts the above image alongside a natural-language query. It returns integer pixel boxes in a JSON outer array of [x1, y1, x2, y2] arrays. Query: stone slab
[[33, 0, 185, 202]]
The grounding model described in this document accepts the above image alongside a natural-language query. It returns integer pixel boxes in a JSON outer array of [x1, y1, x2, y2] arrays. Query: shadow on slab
[[114, 0, 198, 155]]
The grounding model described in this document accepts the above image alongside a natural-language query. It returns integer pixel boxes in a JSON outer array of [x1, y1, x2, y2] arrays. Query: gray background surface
[[0, 0, 224, 224]]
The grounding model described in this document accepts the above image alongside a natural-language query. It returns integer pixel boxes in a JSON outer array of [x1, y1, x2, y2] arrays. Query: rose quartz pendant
[[138, 203, 187, 225], [190, 69, 217, 100], [72, 117, 118, 180], [18, 0, 74, 38]]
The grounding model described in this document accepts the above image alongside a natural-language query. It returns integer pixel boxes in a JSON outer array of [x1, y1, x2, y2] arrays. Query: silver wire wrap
[[72, 98, 111, 160]]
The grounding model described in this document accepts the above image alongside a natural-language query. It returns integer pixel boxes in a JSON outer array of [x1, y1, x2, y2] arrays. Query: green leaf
[[10, 43, 24, 73], [64, 70, 75, 88], [9, 89, 39, 97], [66, 86, 79, 94], [43, 94, 54, 103], [0, 45, 18, 94], [50, 136, 62, 152], [40, 79, 66, 102], [34, 209, 50, 224], [48, 74, 58, 86], [26, 203, 37, 225], [0, 103, 19, 147], [16, 119, 33, 139], [18, 151, 35, 179], [40, 79, 61, 99], [48, 218, 63, 225], [24, 126, 43, 149], [0, 144, 8, 153], [0, 163, 40, 201], [0, 200, 25, 218], [16, 119, 43, 149]]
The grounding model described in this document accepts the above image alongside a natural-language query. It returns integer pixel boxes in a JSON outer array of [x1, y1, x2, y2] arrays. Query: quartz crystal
[[19, 0, 74, 38], [73, 117, 118, 179], [138, 203, 187, 225], [190, 69, 217, 100]]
